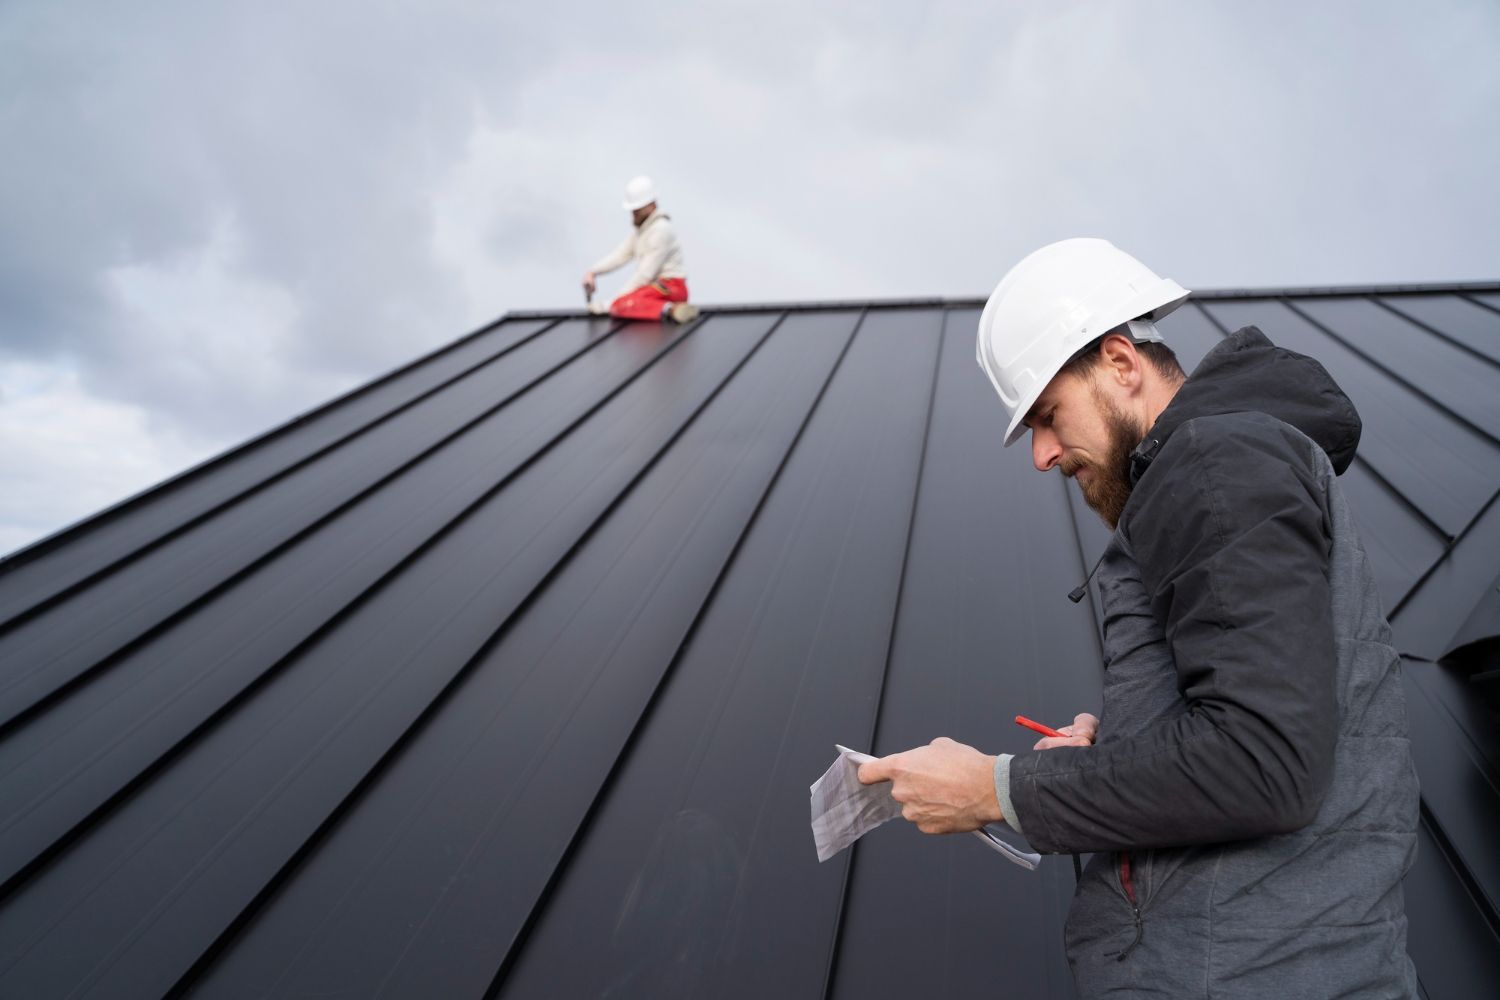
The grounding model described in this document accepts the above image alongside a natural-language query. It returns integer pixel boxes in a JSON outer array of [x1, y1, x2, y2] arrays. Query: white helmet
[[976, 238, 1189, 447], [622, 175, 658, 211]]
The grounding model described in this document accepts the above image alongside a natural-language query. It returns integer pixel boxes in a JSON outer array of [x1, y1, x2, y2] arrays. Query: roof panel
[[1378, 294, 1500, 366], [1201, 299, 1499, 539], [1336, 461, 1447, 611], [1290, 297, 1500, 443], [1404, 813, 1500, 1000], [1462, 291, 1500, 315], [1448, 571, 1500, 654], [1402, 660, 1500, 924], [1392, 488, 1500, 659], [498, 310, 944, 998]]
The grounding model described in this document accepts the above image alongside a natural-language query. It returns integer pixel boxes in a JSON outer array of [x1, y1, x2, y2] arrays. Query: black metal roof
[[1, 284, 1497, 998]]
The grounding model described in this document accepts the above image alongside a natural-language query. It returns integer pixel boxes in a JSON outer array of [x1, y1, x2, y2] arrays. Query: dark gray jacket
[[1007, 328, 1420, 998]]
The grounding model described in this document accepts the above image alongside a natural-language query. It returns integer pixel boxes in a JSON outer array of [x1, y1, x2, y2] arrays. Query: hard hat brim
[[998, 283, 1190, 448], [1002, 377, 1058, 448]]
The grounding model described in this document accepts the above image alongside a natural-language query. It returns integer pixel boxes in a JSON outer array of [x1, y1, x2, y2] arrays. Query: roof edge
[[0, 313, 554, 576]]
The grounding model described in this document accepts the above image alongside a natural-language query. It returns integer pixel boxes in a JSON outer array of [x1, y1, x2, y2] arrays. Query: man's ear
[[1098, 333, 1144, 390]]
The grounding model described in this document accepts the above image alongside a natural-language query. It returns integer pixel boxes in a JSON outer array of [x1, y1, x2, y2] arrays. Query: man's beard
[[1063, 387, 1145, 530]]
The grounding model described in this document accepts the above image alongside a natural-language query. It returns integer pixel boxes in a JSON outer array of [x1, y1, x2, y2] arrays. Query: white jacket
[[591, 209, 686, 294]]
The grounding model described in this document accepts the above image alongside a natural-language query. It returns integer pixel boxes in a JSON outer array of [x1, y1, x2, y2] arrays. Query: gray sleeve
[[994, 753, 1022, 834]]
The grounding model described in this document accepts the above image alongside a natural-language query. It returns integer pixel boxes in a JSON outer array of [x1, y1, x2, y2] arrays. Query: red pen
[[1015, 715, 1068, 739]]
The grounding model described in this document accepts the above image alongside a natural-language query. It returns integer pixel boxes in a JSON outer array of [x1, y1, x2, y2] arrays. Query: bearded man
[[857, 239, 1420, 998]]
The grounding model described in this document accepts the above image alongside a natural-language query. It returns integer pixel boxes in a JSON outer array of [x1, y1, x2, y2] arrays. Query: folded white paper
[[809, 744, 1041, 871], [809, 746, 903, 862]]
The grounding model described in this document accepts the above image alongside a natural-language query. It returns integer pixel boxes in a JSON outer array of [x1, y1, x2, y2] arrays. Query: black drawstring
[[1068, 550, 1107, 603], [1106, 908, 1144, 961]]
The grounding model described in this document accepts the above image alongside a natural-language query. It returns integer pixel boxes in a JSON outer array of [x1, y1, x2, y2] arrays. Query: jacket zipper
[[1106, 851, 1144, 961]]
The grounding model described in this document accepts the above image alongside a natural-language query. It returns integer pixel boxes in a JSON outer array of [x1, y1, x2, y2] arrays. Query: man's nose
[[1032, 429, 1061, 472]]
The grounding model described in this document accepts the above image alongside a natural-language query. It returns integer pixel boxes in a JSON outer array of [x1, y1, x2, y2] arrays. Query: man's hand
[[856, 737, 1001, 834], [582, 271, 597, 296], [1032, 712, 1099, 750]]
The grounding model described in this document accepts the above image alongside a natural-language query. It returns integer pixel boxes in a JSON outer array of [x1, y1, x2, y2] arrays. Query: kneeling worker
[[583, 176, 699, 324]]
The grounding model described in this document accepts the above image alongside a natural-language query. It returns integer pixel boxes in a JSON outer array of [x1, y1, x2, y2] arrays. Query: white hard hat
[[622, 175, 658, 211], [976, 238, 1190, 447]]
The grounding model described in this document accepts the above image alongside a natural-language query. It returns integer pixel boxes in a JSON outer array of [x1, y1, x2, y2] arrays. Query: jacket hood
[[1130, 326, 1362, 483]]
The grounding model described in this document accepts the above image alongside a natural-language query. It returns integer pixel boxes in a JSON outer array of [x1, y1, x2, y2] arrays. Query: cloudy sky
[[2, 0, 1498, 557]]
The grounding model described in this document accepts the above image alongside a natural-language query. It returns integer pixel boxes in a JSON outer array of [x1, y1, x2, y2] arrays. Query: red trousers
[[610, 278, 689, 320]]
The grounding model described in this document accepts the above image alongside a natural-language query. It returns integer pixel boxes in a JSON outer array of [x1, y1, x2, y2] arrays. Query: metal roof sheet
[[1, 284, 1497, 998]]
